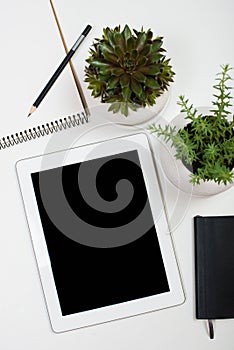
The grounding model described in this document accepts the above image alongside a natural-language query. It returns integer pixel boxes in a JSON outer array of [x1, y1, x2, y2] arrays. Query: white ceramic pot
[[157, 107, 234, 197], [101, 88, 170, 126]]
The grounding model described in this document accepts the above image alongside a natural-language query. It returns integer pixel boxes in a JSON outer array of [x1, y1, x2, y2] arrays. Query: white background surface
[[0, 0, 234, 349]]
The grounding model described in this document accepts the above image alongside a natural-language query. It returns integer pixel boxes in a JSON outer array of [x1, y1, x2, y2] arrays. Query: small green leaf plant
[[85, 25, 174, 116], [149, 64, 234, 185]]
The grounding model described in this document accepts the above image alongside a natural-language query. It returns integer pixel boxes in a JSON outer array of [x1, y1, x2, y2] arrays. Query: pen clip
[[208, 319, 214, 339]]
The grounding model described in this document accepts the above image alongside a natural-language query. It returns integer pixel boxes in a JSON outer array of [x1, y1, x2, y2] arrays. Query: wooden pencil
[[49, 0, 90, 117], [28, 25, 92, 117]]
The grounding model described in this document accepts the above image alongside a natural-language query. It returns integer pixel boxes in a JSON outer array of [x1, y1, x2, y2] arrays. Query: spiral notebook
[[0, 111, 89, 151], [0, 8, 90, 151]]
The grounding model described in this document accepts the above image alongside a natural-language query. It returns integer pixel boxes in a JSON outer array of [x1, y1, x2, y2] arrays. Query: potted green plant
[[149, 64, 234, 192], [85, 25, 174, 121]]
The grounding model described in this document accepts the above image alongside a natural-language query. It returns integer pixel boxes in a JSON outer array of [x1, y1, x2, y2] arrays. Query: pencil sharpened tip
[[27, 106, 37, 117]]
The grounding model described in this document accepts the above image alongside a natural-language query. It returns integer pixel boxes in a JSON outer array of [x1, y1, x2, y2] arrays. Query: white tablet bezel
[[16, 133, 184, 332]]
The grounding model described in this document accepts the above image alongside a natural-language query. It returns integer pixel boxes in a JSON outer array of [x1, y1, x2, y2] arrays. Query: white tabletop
[[0, 0, 234, 349]]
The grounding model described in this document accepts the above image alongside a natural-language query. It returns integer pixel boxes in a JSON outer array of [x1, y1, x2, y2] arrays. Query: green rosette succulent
[[85, 25, 175, 116]]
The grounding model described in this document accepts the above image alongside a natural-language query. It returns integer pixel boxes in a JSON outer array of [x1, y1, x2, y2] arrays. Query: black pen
[[28, 24, 92, 117]]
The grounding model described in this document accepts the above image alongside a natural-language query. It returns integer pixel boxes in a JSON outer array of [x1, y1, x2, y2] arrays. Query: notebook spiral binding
[[0, 111, 89, 150]]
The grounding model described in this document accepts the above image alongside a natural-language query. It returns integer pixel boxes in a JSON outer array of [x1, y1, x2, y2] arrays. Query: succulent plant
[[149, 64, 234, 185], [85, 25, 175, 116]]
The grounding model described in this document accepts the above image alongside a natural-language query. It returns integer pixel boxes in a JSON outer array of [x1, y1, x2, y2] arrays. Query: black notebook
[[194, 215, 234, 338]]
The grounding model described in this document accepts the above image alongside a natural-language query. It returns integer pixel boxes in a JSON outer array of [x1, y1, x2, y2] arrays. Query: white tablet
[[16, 133, 184, 332]]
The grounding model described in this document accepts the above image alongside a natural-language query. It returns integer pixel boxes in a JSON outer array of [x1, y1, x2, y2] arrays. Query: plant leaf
[[107, 31, 116, 49], [120, 74, 130, 87], [146, 29, 153, 41], [108, 102, 121, 113], [132, 71, 146, 82], [122, 25, 132, 42], [122, 86, 131, 100], [107, 76, 119, 89], [111, 67, 125, 75], [102, 51, 119, 63], [90, 60, 112, 68], [113, 32, 125, 51], [145, 77, 160, 89], [136, 32, 147, 51], [121, 102, 128, 116], [127, 37, 135, 51], [131, 49, 138, 60], [138, 65, 160, 75], [141, 44, 151, 56], [99, 43, 115, 54], [136, 56, 147, 66], [151, 40, 163, 52], [114, 45, 123, 58], [131, 77, 143, 97]]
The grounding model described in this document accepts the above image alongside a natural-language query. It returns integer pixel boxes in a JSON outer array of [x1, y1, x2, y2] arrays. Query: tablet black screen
[[31, 150, 169, 316]]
